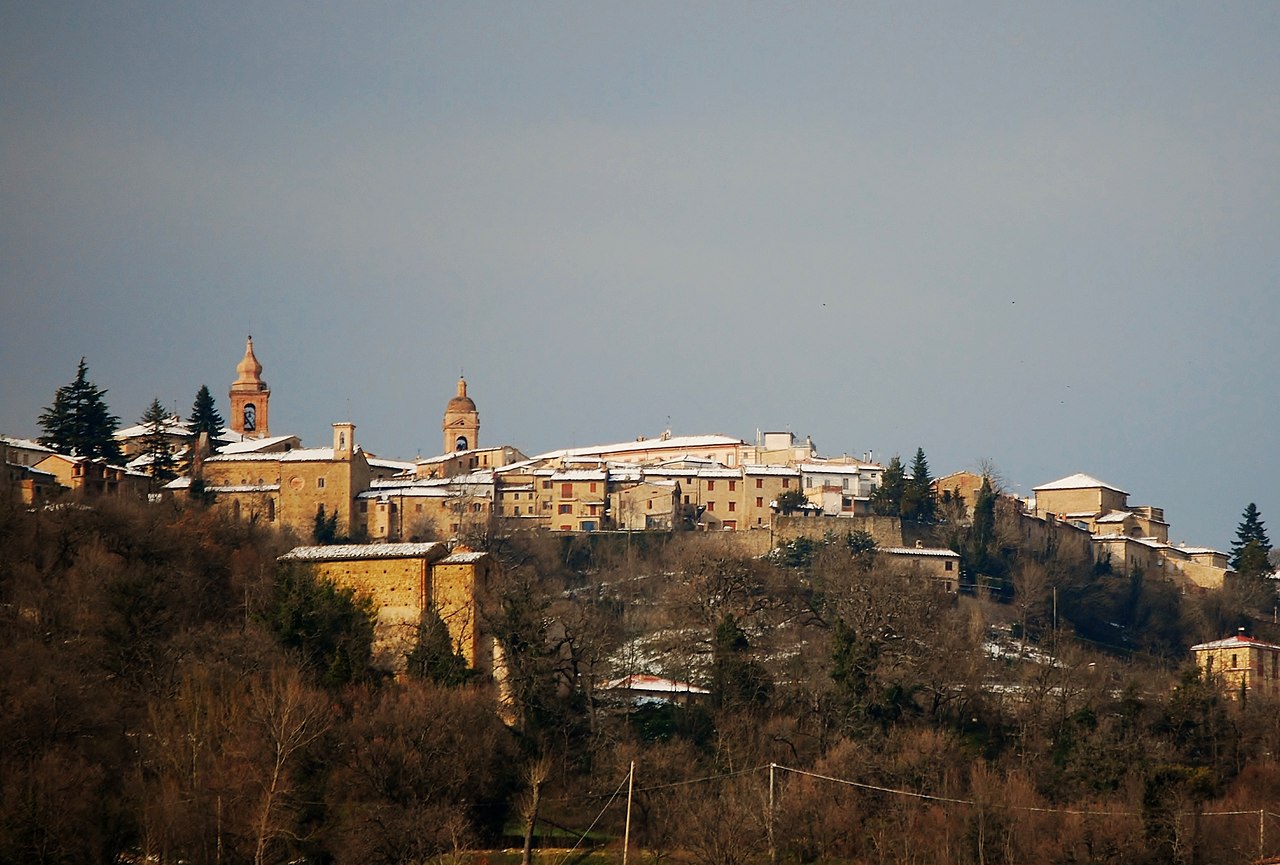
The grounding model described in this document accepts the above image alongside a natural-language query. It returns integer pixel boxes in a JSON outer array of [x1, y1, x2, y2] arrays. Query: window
[[590, 482, 597, 492], [729, 480, 736, 491], [728, 501, 736, 512], [316, 477, 326, 488], [707, 480, 715, 491], [415, 504, 422, 513], [756, 497, 764, 508], [359, 501, 368, 513], [589, 504, 598, 515], [559, 504, 572, 514], [842, 478, 849, 490], [782, 479, 790, 489], [945, 560, 954, 572], [805, 477, 813, 488], [543, 480, 552, 490], [707, 501, 715, 511], [267, 499, 275, 521], [562, 483, 573, 497], [756, 478, 763, 489], [684, 495, 690, 504], [647, 500, 653, 510]]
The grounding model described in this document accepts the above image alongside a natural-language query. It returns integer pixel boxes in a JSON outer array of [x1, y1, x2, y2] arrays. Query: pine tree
[[904, 447, 935, 522], [1231, 503, 1273, 578], [37, 357, 123, 463], [138, 398, 178, 483], [186, 384, 224, 453], [871, 456, 906, 516]]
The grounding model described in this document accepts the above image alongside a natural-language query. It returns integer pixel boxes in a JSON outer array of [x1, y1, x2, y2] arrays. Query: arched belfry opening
[[442, 377, 479, 456], [229, 336, 270, 438]]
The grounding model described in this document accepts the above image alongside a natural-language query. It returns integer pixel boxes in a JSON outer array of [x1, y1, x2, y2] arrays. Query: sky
[[2, 2, 1278, 553]]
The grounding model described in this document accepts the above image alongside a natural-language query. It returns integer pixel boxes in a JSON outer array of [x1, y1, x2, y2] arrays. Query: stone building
[[879, 543, 963, 592], [278, 542, 496, 675], [1032, 472, 1229, 590], [1191, 631, 1280, 700]]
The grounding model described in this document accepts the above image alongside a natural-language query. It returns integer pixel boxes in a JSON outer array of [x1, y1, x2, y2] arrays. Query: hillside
[[3, 495, 1280, 865]]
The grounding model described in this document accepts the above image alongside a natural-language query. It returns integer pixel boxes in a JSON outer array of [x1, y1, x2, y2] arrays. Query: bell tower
[[442, 377, 479, 454], [229, 336, 270, 439]]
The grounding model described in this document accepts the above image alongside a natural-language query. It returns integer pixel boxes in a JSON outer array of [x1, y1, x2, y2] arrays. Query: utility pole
[[768, 763, 777, 865], [622, 761, 635, 865]]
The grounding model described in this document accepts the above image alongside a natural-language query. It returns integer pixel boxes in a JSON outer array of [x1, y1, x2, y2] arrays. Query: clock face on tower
[[244, 403, 256, 431]]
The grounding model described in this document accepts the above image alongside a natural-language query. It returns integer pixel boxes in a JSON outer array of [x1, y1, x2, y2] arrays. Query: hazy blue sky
[[3, 2, 1277, 552]]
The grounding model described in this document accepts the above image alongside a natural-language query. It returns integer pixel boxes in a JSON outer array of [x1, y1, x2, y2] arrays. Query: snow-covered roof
[[280, 447, 339, 462], [1190, 633, 1280, 652], [207, 483, 280, 494], [279, 542, 446, 562], [218, 435, 299, 454], [1095, 511, 1133, 523], [1033, 473, 1127, 494], [1177, 544, 1225, 556], [1, 435, 55, 453], [744, 464, 800, 476], [115, 416, 187, 439], [550, 469, 608, 481], [439, 551, 488, 564], [881, 547, 961, 558], [357, 485, 451, 500], [535, 434, 745, 461], [366, 456, 415, 471], [799, 462, 877, 476], [599, 674, 710, 695]]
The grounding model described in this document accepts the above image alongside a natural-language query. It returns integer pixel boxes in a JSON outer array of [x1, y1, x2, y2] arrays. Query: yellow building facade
[[1191, 632, 1280, 700], [278, 542, 495, 675]]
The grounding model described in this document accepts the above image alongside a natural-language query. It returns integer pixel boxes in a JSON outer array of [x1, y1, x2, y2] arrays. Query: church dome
[[234, 336, 264, 385], [446, 377, 476, 413]]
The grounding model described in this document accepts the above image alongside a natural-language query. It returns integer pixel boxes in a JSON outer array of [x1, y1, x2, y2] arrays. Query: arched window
[[455, 435, 468, 451]]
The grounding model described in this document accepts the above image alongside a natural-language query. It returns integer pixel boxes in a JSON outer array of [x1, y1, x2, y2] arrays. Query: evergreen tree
[[775, 488, 810, 515], [903, 447, 935, 522], [37, 357, 123, 463], [266, 565, 376, 689], [313, 504, 340, 544], [186, 384, 224, 453], [710, 613, 771, 712], [871, 456, 906, 516], [138, 398, 178, 483], [406, 606, 475, 687], [1231, 503, 1273, 578]]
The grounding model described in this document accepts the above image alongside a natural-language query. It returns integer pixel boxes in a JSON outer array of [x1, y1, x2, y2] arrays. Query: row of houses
[[4, 340, 1233, 595]]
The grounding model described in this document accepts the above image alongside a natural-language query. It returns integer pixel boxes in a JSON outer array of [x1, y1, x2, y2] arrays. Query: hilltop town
[[6, 339, 1280, 865], [3, 337, 1240, 593]]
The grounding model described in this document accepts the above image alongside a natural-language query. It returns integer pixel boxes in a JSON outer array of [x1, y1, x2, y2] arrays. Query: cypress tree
[[37, 357, 123, 463]]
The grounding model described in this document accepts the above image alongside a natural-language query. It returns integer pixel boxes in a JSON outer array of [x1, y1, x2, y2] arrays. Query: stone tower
[[229, 336, 270, 439], [442, 377, 479, 454]]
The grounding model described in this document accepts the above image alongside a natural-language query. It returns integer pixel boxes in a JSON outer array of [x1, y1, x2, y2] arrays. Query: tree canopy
[[139, 398, 178, 483], [186, 384, 225, 452], [37, 357, 123, 463], [1231, 503, 1273, 578]]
